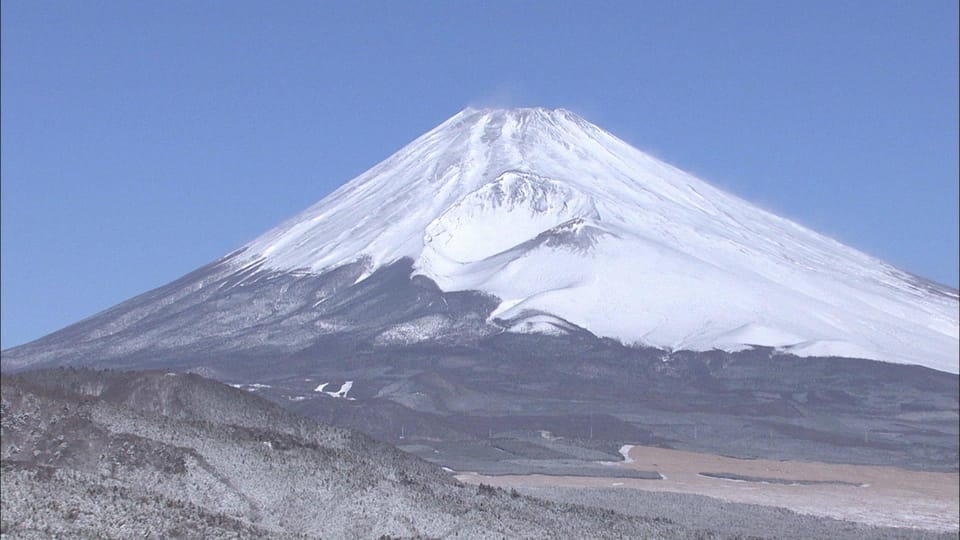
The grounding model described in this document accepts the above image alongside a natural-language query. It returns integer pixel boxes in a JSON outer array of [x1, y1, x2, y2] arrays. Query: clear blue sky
[[2, 1, 957, 349]]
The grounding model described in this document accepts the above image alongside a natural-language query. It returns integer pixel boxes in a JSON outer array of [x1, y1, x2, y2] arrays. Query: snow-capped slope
[[239, 108, 958, 374]]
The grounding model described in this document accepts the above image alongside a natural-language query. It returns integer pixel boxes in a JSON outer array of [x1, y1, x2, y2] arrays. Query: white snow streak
[[619, 445, 635, 464], [314, 381, 355, 400]]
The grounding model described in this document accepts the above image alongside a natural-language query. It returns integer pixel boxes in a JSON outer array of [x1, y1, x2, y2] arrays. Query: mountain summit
[[236, 107, 957, 372], [3, 108, 957, 374]]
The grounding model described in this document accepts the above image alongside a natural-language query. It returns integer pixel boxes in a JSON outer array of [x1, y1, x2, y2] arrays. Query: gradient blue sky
[[2, 1, 958, 349]]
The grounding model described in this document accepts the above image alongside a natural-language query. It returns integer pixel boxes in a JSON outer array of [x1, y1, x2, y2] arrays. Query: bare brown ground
[[456, 444, 959, 532]]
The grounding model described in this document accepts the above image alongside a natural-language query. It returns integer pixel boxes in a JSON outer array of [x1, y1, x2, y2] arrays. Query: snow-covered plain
[[239, 108, 958, 373]]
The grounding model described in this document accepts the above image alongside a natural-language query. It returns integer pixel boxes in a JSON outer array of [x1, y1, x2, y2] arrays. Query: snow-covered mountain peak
[[244, 112, 540, 263], [241, 106, 702, 271], [237, 108, 958, 373]]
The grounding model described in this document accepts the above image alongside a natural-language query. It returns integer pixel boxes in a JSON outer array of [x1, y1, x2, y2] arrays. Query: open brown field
[[457, 444, 959, 532]]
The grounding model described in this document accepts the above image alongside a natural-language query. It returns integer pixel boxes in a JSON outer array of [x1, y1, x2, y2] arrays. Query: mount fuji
[[3, 108, 957, 473], [234, 107, 957, 372], [10, 107, 953, 371]]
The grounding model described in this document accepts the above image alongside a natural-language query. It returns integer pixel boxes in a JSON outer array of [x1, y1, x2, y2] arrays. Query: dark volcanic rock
[[2, 259, 957, 476]]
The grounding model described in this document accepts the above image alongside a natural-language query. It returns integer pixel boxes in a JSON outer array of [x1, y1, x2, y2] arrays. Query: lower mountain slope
[[3, 369, 952, 540], [0, 368, 695, 539], [1, 258, 956, 477]]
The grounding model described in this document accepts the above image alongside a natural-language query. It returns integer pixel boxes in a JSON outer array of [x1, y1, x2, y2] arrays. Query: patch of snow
[[489, 298, 526, 320], [538, 430, 556, 440], [619, 445, 635, 464], [507, 314, 570, 336], [374, 315, 452, 346], [230, 382, 271, 391], [314, 381, 355, 400]]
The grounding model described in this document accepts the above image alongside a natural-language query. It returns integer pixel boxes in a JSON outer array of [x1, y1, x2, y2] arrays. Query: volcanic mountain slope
[[2, 107, 957, 374]]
